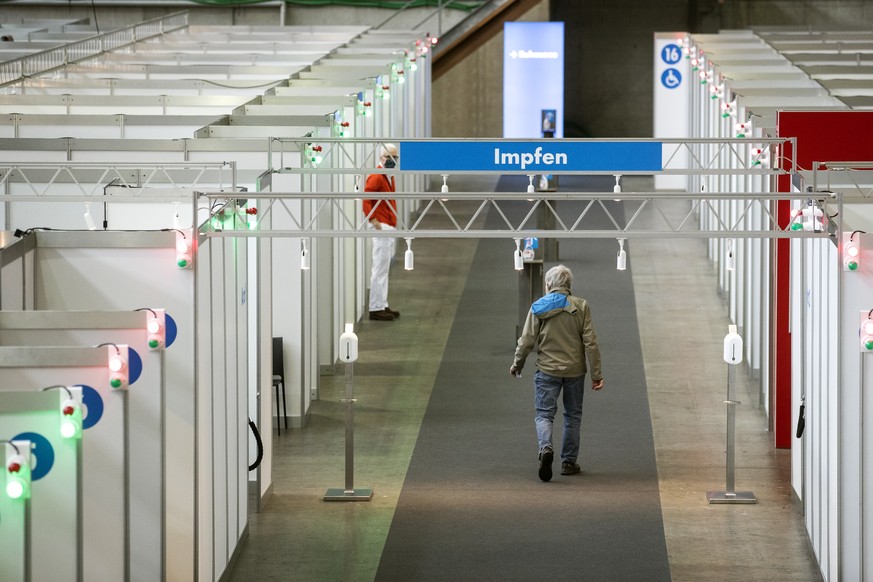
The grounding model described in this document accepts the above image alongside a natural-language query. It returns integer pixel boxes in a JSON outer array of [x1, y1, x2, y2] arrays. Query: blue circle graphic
[[661, 68, 682, 89], [81, 384, 103, 430], [11, 432, 53, 481], [661, 44, 682, 65], [166, 313, 178, 348], [129, 347, 142, 385]]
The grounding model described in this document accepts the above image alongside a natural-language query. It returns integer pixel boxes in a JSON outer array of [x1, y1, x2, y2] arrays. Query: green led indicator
[[61, 406, 83, 439], [6, 460, 30, 499], [791, 222, 803, 231], [149, 339, 159, 348], [110, 377, 122, 389], [848, 260, 858, 271], [177, 258, 188, 268], [866, 339, 873, 350]]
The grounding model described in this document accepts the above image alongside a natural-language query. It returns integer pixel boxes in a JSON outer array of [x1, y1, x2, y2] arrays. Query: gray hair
[[380, 143, 398, 158], [545, 264, 573, 292]]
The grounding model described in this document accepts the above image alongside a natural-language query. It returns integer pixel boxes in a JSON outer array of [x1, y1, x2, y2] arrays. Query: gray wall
[[433, 1, 550, 138], [552, 0, 873, 138]]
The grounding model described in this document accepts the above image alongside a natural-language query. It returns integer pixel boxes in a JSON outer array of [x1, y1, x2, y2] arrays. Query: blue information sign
[[399, 142, 663, 172], [661, 68, 682, 89], [504, 22, 564, 138], [661, 44, 682, 65]]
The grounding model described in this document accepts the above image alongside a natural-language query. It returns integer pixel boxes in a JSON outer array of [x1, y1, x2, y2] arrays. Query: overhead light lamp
[[616, 239, 627, 271], [750, 146, 770, 167], [147, 311, 166, 350], [514, 239, 524, 270], [301, 239, 310, 270], [798, 204, 824, 232], [404, 238, 414, 271], [107, 344, 129, 390], [5, 442, 31, 500], [40, 385, 83, 439], [860, 309, 873, 351], [60, 387, 83, 439], [176, 230, 193, 269], [844, 231, 863, 272]]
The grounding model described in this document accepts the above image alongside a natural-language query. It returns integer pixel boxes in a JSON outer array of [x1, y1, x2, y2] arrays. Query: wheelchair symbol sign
[[661, 68, 682, 89]]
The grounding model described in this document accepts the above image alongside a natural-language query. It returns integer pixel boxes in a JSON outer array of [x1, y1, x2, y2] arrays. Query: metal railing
[[0, 11, 188, 87]]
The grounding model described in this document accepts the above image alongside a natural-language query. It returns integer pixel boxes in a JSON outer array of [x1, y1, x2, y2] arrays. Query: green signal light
[[5, 458, 31, 500], [60, 404, 83, 439]]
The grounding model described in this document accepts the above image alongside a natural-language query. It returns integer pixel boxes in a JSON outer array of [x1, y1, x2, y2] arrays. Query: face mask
[[383, 157, 396, 169]]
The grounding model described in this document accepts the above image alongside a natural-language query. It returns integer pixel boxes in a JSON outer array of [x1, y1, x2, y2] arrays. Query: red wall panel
[[773, 111, 873, 448]]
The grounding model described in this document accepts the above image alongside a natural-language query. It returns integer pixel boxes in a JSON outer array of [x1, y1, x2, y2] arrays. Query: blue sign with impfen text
[[399, 142, 663, 172]]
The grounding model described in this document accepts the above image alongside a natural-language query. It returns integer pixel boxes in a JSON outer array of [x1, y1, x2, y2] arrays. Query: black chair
[[272, 337, 288, 434]]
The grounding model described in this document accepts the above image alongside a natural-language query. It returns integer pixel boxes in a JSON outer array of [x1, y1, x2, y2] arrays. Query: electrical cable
[[1, 440, 21, 454], [96, 342, 121, 354], [41, 385, 73, 399], [248, 417, 263, 471]]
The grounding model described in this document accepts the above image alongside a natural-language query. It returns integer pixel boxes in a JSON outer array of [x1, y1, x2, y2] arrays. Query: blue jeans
[[534, 370, 585, 464]]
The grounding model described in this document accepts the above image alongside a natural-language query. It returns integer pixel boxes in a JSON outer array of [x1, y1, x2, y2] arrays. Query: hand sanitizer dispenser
[[338, 323, 358, 363], [723, 325, 743, 364]]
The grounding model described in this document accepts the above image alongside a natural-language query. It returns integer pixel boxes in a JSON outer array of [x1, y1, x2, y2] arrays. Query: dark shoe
[[538, 446, 554, 482], [369, 310, 395, 321], [561, 462, 581, 475], [384, 307, 400, 318]]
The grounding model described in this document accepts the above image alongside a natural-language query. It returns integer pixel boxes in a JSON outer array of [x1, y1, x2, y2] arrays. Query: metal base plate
[[707, 491, 757, 504], [323, 487, 373, 502]]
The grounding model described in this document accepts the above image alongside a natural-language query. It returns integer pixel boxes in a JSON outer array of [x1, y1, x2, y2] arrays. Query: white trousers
[[369, 224, 395, 311]]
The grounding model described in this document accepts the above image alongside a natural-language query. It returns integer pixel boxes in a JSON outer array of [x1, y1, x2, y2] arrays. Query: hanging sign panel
[[504, 22, 564, 138], [653, 32, 690, 189], [399, 141, 663, 172]]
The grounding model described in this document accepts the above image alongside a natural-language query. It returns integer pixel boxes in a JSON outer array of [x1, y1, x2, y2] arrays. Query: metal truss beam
[[202, 190, 836, 240]]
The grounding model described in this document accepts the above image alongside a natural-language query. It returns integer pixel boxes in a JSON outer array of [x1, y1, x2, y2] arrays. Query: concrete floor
[[226, 176, 822, 581]]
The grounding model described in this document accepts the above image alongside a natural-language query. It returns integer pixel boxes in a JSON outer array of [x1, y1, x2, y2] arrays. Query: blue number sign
[[661, 44, 682, 65]]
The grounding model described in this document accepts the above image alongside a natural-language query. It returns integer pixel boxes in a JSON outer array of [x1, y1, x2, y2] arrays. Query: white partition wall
[[1, 393, 78, 582], [0, 347, 127, 582], [0, 310, 169, 581], [0, 16, 433, 580], [672, 24, 873, 580], [13, 231, 198, 581], [196, 229, 249, 581]]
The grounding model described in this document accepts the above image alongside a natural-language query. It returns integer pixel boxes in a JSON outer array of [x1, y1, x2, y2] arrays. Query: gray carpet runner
[[374, 176, 671, 581]]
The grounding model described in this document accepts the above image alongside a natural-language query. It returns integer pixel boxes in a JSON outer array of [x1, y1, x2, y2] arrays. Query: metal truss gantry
[[0, 138, 847, 242]]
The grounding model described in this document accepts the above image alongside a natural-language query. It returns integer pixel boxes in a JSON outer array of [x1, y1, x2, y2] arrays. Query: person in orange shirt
[[363, 144, 400, 321]]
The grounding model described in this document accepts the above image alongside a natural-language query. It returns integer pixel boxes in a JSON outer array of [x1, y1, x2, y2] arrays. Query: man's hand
[[509, 366, 522, 378], [592, 378, 604, 391], [370, 219, 382, 230]]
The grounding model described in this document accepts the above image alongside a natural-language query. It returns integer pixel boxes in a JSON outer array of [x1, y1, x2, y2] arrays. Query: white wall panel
[[0, 349, 125, 582], [0, 317, 167, 582], [29, 234, 197, 581]]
